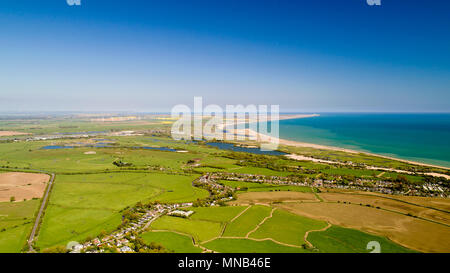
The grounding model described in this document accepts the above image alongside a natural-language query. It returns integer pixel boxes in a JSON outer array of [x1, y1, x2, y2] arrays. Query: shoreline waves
[[227, 114, 450, 172]]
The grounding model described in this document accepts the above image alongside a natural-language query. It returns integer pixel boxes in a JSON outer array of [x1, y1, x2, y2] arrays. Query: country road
[[0, 167, 55, 252], [27, 172, 55, 252]]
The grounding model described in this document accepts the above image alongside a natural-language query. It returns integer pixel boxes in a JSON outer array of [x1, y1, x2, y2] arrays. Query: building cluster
[[318, 178, 448, 197], [210, 172, 448, 198], [75, 202, 192, 253], [210, 172, 308, 187], [193, 175, 235, 206], [168, 210, 194, 218]]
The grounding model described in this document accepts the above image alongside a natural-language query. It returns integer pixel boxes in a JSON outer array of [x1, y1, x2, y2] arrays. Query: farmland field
[[150, 216, 223, 243], [223, 205, 272, 237], [308, 226, 416, 253], [276, 201, 450, 253], [0, 172, 49, 202], [230, 191, 318, 205], [0, 200, 39, 252], [35, 172, 207, 250], [140, 231, 202, 253], [0, 118, 448, 253], [188, 206, 247, 222], [203, 238, 309, 253], [147, 202, 418, 253], [249, 209, 327, 246]]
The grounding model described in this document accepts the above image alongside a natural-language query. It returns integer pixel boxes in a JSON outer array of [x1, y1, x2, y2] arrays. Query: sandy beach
[[226, 114, 450, 173]]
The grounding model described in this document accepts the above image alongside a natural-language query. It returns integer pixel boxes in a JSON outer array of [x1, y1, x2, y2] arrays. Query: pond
[[134, 146, 177, 152], [41, 145, 75, 149]]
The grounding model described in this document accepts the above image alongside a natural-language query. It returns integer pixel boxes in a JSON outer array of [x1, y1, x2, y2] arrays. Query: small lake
[[41, 145, 75, 149], [133, 146, 177, 152], [206, 142, 286, 156]]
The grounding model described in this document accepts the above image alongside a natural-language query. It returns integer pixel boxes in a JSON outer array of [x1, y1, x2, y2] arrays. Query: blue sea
[[272, 113, 450, 167]]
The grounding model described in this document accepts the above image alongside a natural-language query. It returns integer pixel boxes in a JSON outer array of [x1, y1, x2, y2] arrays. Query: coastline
[[229, 114, 450, 172], [277, 133, 450, 171]]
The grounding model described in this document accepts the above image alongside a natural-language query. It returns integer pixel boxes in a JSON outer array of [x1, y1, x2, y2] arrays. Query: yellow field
[[230, 191, 318, 205], [276, 202, 450, 253], [0, 172, 49, 202], [318, 192, 450, 225], [0, 131, 29, 136]]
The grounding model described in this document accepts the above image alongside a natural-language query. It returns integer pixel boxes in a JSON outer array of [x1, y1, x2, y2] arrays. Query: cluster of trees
[[118, 201, 161, 228], [191, 180, 233, 207], [127, 232, 167, 253], [41, 245, 69, 253], [113, 160, 133, 167], [225, 152, 296, 172]]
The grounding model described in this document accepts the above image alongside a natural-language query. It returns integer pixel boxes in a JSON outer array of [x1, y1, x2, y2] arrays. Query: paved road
[[27, 173, 55, 252]]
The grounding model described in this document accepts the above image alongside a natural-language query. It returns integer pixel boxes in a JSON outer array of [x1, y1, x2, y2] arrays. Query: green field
[[141, 231, 203, 253], [189, 206, 247, 222], [151, 215, 223, 243], [148, 204, 416, 253], [0, 200, 40, 252], [223, 205, 272, 237], [203, 238, 309, 253], [308, 226, 417, 253], [36, 172, 207, 249], [250, 209, 327, 246], [219, 180, 313, 193], [0, 117, 170, 136]]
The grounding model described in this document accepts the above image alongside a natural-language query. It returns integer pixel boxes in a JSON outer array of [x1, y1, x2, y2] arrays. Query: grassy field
[[318, 192, 450, 225], [148, 203, 419, 253], [250, 209, 327, 246], [147, 203, 418, 253], [151, 215, 223, 243], [276, 202, 450, 252], [230, 191, 318, 205], [0, 200, 40, 252], [188, 206, 247, 223], [0, 117, 170, 136], [308, 226, 416, 253], [36, 172, 207, 250], [203, 238, 309, 253], [140, 231, 203, 253], [223, 205, 272, 237]]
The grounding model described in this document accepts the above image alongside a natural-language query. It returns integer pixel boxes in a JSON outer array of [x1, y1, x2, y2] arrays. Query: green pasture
[[0, 200, 39, 253], [203, 238, 309, 253], [140, 231, 202, 253], [223, 205, 272, 237], [249, 209, 327, 246], [219, 180, 313, 193], [188, 206, 247, 223], [0, 118, 169, 136], [150, 215, 222, 243], [308, 225, 416, 253], [35, 172, 206, 249]]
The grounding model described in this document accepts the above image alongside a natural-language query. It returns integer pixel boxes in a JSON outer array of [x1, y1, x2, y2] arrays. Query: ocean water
[[273, 113, 450, 167]]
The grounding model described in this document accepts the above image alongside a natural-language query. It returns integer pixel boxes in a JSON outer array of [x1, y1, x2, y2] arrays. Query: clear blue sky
[[0, 0, 449, 112]]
